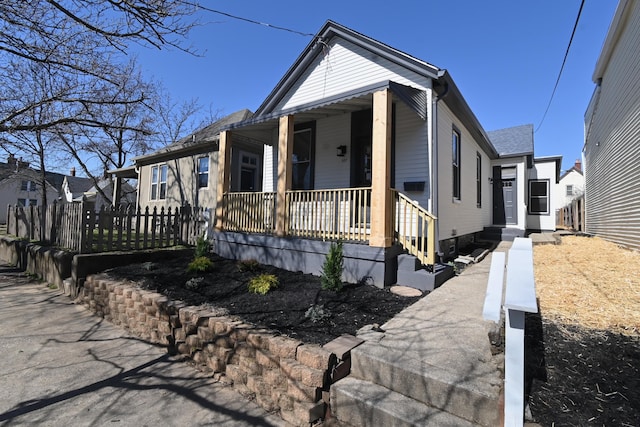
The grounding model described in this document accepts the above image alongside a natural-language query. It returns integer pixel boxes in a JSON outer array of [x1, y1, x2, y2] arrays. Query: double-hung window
[[150, 164, 168, 200], [21, 180, 36, 191], [292, 123, 315, 190], [529, 179, 550, 214], [452, 128, 461, 200], [198, 157, 209, 188]]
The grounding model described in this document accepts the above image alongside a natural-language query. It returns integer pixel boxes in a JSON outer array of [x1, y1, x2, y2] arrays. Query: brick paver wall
[[79, 274, 335, 426]]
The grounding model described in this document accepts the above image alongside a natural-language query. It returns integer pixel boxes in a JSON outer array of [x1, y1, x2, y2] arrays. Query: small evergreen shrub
[[195, 235, 210, 258], [248, 273, 278, 295], [321, 241, 344, 291], [187, 256, 213, 273]]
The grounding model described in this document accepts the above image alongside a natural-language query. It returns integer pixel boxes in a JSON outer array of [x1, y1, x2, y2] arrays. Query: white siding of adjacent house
[[436, 103, 492, 241], [584, 0, 640, 249], [276, 38, 431, 111], [556, 170, 584, 208]]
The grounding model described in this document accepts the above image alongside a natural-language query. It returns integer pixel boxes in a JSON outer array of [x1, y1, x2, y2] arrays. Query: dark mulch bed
[[105, 251, 421, 346], [526, 313, 640, 426]]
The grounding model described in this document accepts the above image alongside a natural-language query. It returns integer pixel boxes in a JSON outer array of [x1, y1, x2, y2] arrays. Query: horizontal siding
[[315, 114, 351, 189], [584, 1, 640, 249], [437, 103, 492, 240], [394, 102, 429, 207], [277, 38, 431, 111]]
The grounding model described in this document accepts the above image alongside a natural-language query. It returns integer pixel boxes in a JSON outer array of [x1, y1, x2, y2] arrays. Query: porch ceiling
[[224, 80, 427, 145]]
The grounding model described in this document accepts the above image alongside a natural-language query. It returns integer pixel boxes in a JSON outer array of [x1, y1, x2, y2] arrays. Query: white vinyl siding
[[583, 1, 640, 248], [394, 102, 429, 207], [276, 38, 431, 111], [436, 103, 492, 240], [315, 114, 351, 189]]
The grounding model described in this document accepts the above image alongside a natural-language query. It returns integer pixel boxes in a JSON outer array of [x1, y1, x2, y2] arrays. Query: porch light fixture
[[336, 145, 347, 157]]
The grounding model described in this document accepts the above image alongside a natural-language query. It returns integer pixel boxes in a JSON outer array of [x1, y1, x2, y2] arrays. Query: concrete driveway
[[0, 263, 287, 427]]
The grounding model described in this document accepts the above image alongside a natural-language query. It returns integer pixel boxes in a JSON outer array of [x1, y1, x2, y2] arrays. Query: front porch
[[213, 186, 442, 288]]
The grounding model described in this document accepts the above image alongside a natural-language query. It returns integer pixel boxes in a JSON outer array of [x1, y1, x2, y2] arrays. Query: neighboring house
[[84, 178, 137, 211], [61, 174, 94, 202], [210, 21, 560, 289], [584, 0, 640, 249], [127, 109, 260, 214], [0, 155, 59, 223], [556, 159, 584, 208]]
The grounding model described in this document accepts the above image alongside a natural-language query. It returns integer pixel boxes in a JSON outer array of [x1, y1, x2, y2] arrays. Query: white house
[[557, 159, 584, 209], [206, 21, 559, 290]]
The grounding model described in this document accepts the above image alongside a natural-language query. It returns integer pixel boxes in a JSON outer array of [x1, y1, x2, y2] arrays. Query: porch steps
[[330, 255, 503, 426], [480, 226, 525, 242], [395, 254, 454, 292], [330, 377, 475, 427]]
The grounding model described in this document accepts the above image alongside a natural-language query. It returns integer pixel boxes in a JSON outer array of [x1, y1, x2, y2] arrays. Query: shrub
[[185, 277, 204, 290], [195, 235, 210, 258], [248, 273, 278, 295], [187, 256, 213, 273], [238, 259, 260, 272], [305, 304, 331, 323], [321, 241, 344, 291]]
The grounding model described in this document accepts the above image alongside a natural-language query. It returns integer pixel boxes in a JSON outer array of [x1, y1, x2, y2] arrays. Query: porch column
[[215, 130, 232, 231], [370, 89, 393, 248], [275, 115, 294, 237]]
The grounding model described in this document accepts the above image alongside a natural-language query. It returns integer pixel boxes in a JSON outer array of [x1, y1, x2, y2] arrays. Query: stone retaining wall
[[79, 274, 336, 426]]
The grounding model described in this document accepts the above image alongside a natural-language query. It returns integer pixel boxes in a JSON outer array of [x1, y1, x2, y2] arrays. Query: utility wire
[[535, 0, 585, 133], [187, 2, 314, 37]]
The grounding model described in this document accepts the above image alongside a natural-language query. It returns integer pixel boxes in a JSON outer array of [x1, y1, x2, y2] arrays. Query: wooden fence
[[6, 202, 209, 253], [557, 196, 584, 232]]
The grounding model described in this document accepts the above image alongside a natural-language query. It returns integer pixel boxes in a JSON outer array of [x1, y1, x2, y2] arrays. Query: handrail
[[393, 190, 437, 268]]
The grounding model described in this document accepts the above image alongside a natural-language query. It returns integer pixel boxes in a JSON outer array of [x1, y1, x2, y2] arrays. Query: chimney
[[70, 167, 76, 177], [574, 159, 582, 172], [7, 153, 15, 166]]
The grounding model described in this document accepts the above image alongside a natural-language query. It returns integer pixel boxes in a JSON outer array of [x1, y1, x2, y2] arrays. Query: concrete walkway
[[331, 242, 511, 426], [0, 263, 287, 427]]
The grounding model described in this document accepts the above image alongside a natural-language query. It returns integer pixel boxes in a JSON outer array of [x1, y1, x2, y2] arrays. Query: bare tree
[[0, 1, 199, 134]]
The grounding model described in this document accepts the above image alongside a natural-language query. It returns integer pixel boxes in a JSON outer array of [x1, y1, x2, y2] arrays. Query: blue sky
[[132, 0, 617, 172]]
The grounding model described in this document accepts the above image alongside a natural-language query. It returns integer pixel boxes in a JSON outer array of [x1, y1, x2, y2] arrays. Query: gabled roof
[[134, 109, 253, 164], [222, 20, 499, 158], [64, 175, 94, 194], [487, 124, 534, 157], [255, 20, 441, 117]]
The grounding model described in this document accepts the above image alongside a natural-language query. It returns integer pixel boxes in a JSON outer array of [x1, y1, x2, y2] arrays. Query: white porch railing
[[393, 190, 437, 267], [222, 192, 275, 234], [219, 188, 438, 269], [286, 187, 371, 241]]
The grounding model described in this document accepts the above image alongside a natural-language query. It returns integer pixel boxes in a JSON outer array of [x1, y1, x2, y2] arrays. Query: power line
[[535, 0, 585, 133], [188, 2, 314, 37]]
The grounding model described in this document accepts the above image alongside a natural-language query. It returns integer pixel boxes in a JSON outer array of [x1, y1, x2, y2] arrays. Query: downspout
[[431, 74, 450, 259]]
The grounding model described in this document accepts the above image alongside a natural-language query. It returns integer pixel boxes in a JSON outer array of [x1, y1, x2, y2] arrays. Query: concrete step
[[331, 376, 476, 427], [349, 342, 502, 426], [396, 254, 454, 292], [480, 227, 525, 242]]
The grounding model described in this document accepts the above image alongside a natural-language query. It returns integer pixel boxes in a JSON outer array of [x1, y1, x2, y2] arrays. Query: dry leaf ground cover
[[528, 234, 640, 426]]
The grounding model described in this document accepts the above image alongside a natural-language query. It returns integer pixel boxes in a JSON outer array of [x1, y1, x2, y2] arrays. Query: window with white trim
[[566, 184, 573, 196], [150, 164, 167, 200], [197, 157, 209, 188], [529, 179, 550, 215]]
